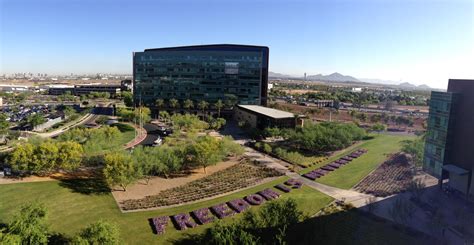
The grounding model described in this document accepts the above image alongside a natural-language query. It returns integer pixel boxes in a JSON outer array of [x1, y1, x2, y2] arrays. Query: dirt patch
[[112, 157, 240, 202], [0, 175, 54, 184]]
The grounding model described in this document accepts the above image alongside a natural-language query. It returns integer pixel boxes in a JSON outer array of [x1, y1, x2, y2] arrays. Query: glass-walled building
[[423, 79, 474, 198], [423, 91, 457, 178], [133, 44, 269, 107]]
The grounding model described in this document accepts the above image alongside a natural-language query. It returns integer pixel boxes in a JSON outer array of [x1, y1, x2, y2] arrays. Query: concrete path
[[286, 172, 378, 207]]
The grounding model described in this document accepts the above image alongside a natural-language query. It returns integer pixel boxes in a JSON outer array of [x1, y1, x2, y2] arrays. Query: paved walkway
[[123, 123, 147, 149], [286, 172, 378, 207]]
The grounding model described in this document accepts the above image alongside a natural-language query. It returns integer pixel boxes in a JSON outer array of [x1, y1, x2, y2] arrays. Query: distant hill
[[269, 71, 434, 90], [306, 72, 361, 83], [268, 71, 294, 78]]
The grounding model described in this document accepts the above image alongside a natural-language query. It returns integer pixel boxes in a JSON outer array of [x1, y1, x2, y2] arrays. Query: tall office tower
[[423, 79, 474, 197], [133, 44, 269, 107]]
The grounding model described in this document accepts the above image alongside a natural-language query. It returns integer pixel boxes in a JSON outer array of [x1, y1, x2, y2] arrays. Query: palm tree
[[155, 99, 165, 110], [183, 99, 194, 111], [197, 100, 209, 116], [159, 111, 170, 123], [169, 99, 179, 114], [214, 99, 224, 118]]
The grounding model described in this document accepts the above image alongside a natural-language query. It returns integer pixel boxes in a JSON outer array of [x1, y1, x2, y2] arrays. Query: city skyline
[[1, 0, 473, 89]]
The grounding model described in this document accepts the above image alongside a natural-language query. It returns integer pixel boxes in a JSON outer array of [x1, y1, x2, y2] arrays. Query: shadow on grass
[[170, 208, 440, 245], [58, 178, 110, 195]]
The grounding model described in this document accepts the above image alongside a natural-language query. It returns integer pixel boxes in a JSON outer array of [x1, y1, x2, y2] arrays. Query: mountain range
[[269, 71, 433, 90]]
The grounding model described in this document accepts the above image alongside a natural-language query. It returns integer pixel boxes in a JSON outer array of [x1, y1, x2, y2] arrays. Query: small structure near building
[[234, 105, 304, 130]]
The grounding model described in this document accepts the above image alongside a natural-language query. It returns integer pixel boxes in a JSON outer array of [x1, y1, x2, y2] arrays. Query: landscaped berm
[[0, 130, 436, 244]]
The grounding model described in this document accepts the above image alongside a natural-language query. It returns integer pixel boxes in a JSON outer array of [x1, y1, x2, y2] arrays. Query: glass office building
[[133, 44, 269, 107], [423, 91, 457, 178], [423, 79, 474, 197]]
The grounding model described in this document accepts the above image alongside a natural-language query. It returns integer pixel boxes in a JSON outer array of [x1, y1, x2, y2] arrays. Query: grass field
[[314, 134, 415, 189], [0, 177, 333, 244]]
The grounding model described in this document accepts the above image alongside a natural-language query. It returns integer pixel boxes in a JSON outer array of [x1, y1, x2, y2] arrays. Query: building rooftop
[[237, 105, 295, 119], [144, 44, 268, 52]]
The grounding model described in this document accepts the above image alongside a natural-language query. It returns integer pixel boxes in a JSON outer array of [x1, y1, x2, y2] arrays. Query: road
[[138, 123, 160, 146]]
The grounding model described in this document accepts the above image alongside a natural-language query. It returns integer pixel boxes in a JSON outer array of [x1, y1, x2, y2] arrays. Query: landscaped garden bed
[[119, 161, 284, 211], [354, 153, 415, 197]]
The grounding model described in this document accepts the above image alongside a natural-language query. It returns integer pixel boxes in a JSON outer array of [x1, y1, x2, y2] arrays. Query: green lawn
[[314, 134, 415, 189], [0, 177, 333, 244]]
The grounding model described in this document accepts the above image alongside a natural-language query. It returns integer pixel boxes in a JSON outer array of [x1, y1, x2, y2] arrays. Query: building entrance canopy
[[442, 164, 469, 175]]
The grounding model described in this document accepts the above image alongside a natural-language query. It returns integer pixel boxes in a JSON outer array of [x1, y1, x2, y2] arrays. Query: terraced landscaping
[[314, 134, 414, 189], [0, 177, 333, 244], [354, 153, 415, 197], [120, 162, 284, 211]]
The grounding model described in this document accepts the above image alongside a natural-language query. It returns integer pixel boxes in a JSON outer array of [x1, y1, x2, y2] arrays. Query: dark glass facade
[[423, 80, 474, 196], [133, 44, 269, 107], [423, 91, 458, 178]]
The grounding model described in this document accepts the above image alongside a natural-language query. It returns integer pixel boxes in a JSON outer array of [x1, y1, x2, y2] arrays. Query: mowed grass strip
[[315, 134, 414, 189], [0, 177, 333, 244]]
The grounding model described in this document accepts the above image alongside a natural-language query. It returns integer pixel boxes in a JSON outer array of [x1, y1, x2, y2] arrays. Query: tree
[[262, 143, 272, 154], [371, 123, 387, 132], [56, 141, 84, 170], [8, 202, 49, 245], [73, 220, 120, 245], [183, 99, 194, 110], [401, 138, 425, 167], [224, 94, 238, 109], [209, 118, 226, 130], [122, 91, 133, 107], [214, 99, 224, 117], [159, 110, 170, 123], [198, 100, 209, 115], [169, 99, 180, 113], [191, 136, 222, 173], [27, 113, 46, 129], [0, 113, 11, 133], [186, 199, 302, 245], [155, 99, 165, 109], [384, 100, 395, 111], [133, 106, 151, 123], [103, 152, 137, 191], [201, 222, 259, 245], [0, 229, 21, 244], [31, 141, 59, 174]]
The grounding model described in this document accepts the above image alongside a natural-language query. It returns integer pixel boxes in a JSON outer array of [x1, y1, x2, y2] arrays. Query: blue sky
[[1, 0, 473, 88]]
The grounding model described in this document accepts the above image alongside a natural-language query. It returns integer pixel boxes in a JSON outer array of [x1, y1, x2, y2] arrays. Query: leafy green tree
[[8, 202, 49, 245], [371, 123, 387, 132], [401, 138, 425, 167], [27, 114, 46, 129], [73, 220, 120, 245], [183, 99, 194, 110], [57, 141, 84, 170], [122, 91, 133, 107], [219, 136, 244, 157], [262, 143, 272, 154], [156, 145, 183, 178], [202, 222, 259, 245], [8, 143, 34, 173], [214, 99, 224, 117], [209, 118, 226, 130], [31, 141, 59, 174], [191, 136, 222, 173], [0, 228, 21, 244], [103, 152, 137, 191], [0, 113, 11, 133]]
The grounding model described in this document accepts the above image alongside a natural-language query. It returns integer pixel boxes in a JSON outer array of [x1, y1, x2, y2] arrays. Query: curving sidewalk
[[123, 123, 147, 149]]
